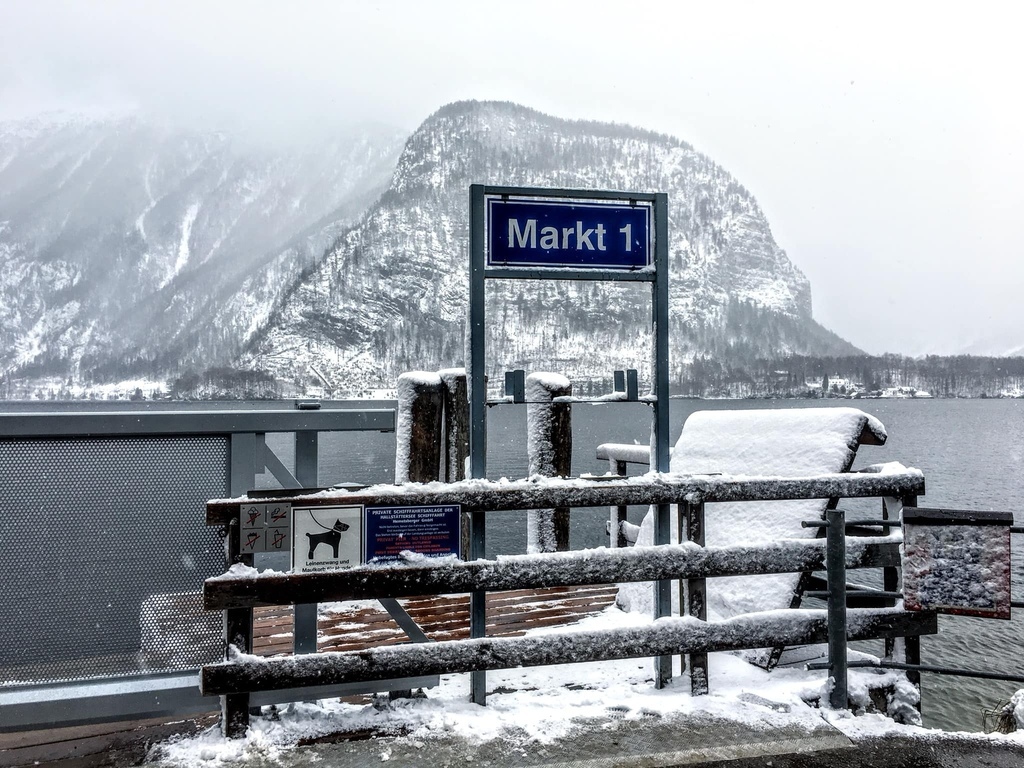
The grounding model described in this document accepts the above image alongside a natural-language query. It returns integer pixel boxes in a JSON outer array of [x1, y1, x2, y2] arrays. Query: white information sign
[[291, 505, 363, 573]]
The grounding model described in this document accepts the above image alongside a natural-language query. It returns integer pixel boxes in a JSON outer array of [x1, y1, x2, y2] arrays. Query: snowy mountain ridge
[[1, 102, 861, 398], [0, 112, 405, 392], [245, 101, 857, 397]]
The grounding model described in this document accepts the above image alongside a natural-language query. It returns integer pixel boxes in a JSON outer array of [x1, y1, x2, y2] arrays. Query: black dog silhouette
[[305, 519, 351, 560]]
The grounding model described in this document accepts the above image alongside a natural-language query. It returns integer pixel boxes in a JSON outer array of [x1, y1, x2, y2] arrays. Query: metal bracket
[[379, 598, 433, 644]]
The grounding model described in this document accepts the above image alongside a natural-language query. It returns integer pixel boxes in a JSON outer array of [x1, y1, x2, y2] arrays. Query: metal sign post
[[468, 184, 672, 703]]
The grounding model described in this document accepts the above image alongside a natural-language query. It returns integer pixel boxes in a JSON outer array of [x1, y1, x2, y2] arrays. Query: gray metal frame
[[468, 184, 672, 701], [0, 408, 395, 437], [0, 404, 396, 732], [808, 518, 1023, 695]]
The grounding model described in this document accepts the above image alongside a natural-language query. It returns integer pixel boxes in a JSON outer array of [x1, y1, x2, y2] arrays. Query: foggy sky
[[2, 0, 1021, 356]]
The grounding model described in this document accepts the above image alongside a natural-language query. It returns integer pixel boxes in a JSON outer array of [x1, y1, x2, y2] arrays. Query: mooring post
[[439, 368, 471, 556], [525, 372, 572, 553], [395, 372, 444, 484], [390, 372, 445, 700], [826, 507, 849, 709]]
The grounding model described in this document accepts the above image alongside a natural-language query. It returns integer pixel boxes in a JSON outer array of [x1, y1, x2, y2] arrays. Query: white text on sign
[[509, 219, 635, 253]]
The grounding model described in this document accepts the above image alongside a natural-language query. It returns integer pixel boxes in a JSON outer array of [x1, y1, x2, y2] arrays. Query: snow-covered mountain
[[955, 335, 1024, 359], [246, 101, 859, 396], [0, 113, 405, 390], [0, 102, 863, 398]]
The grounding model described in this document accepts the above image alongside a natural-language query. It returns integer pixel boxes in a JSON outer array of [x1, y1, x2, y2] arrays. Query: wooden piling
[[395, 372, 444, 484], [439, 369, 470, 483], [440, 368, 471, 558], [526, 373, 572, 553]]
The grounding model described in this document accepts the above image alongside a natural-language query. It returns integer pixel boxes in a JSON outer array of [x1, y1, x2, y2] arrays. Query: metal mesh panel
[[0, 436, 228, 685]]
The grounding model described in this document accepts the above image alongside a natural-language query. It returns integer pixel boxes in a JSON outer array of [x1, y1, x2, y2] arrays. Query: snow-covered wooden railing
[[202, 469, 929, 737], [202, 608, 931, 698], [205, 469, 925, 526], [203, 536, 901, 609]]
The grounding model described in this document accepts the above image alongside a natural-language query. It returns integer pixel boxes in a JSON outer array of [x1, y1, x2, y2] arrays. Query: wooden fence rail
[[206, 469, 925, 525], [204, 536, 900, 610], [202, 609, 934, 696], [203, 469, 928, 737]]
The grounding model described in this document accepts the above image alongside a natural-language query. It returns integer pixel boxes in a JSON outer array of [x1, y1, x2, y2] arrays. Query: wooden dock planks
[[252, 584, 619, 656]]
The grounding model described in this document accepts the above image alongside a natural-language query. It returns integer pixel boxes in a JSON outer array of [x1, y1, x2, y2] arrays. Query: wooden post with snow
[[440, 368, 472, 557], [439, 369, 470, 483], [526, 372, 572, 553], [395, 372, 444, 484]]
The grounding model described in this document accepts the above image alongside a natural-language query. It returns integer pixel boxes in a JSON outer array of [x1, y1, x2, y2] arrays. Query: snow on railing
[[206, 468, 925, 524], [203, 469, 929, 737]]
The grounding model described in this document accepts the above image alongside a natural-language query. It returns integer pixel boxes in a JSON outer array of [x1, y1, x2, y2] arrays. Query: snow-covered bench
[[613, 407, 895, 658]]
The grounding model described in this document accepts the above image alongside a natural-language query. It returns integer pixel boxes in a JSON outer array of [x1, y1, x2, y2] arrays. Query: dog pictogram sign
[[291, 505, 363, 573]]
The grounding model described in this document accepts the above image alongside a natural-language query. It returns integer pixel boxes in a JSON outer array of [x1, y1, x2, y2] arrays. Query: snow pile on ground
[[146, 603, 1023, 767]]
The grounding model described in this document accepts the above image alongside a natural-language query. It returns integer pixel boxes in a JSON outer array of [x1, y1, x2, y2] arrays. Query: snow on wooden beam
[[206, 470, 925, 525], [200, 608, 936, 696], [204, 538, 901, 610]]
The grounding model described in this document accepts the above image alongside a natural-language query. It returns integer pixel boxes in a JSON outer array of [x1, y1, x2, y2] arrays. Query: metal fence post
[[652, 191, 672, 689], [826, 508, 848, 710], [685, 500, 708, 695], [294, 429, 319, 655], [224, 432, 258, 736], [468, 184, 488, 705], [899, 494, 922, 714], [610, 458, 628, 548]]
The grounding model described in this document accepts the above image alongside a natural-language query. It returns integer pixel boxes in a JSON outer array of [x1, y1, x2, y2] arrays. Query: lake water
[[315, 397, 1024, 732]]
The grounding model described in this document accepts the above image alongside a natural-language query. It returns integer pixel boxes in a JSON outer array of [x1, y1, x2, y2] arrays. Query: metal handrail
[[0, 408, 395, 437]]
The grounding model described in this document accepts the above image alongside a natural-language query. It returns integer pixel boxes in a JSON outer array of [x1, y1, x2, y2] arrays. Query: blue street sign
[[364, 504, 462, 563], [486, 196, 652, 269]]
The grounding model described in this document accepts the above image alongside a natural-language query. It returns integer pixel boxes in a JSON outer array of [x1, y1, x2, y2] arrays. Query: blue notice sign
[[486, 196, 652, 269], [364, 504, 462, 563]]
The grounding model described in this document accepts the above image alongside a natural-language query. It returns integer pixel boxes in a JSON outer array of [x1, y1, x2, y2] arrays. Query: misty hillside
[[0, 113, 405, 385], [0, 102, 866, 399], [245, 101, 860, 396]]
